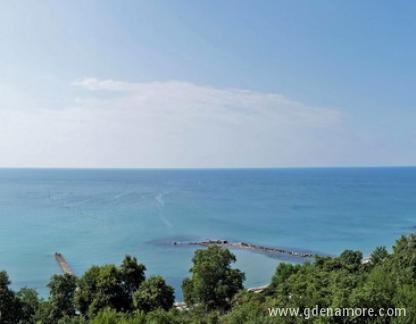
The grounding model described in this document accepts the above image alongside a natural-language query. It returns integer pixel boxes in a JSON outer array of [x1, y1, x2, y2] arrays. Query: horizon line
[[0, 165, 415, 171]]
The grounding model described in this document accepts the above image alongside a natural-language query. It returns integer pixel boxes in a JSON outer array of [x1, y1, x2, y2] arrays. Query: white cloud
[[72, 78, 140, 92], [0, 78, 346, 168], [72, 78, 341, 126]]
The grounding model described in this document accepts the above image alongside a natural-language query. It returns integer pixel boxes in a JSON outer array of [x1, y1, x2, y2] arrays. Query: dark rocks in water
[[173, 239, 315, 258]]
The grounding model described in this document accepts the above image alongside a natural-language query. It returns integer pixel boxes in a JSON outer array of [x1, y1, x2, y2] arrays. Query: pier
[[54, 252, 74, 275]]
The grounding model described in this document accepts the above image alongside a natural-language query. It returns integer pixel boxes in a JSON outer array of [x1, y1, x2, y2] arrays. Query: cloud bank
[[0, 78, 347, 168]]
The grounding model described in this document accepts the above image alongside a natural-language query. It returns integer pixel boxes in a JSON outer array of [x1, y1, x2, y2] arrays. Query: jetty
[[173, 239, 315, 258], [54, 252, 74, 275]]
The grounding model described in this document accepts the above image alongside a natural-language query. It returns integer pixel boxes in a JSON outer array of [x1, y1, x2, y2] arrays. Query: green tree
[[120, 255, 146, 310], [91, 308, 148, 324], [349, 266, 395, 323], [145, 308, 184, 324], [75, 265, 127, 317], [16, 288, 41, 323], [269, 263, 301, 294], [370, 246, 389, 266], [33, 301, 55, 324], [133, 276, 174, 312], [90, 308, 123, 324], [75, 256, 145, 318], [0, 271, 23, 324], [339, 250, 363, 271], [392, 284, 416, 324], [222, 290, 272, 324], [120, 256, 146, 295], [392, 234, 416, 280], [182, 246, 245, 312], [48, 273, 77, 321]]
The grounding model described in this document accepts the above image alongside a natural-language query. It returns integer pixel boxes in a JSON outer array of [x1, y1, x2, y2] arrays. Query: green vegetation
[[133, 276, 174, 312], [182, 245, 245, 312], [1, 235, 416, 323]]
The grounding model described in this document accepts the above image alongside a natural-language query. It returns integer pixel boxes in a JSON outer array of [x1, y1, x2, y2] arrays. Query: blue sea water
[[0, 168, 415, 299]]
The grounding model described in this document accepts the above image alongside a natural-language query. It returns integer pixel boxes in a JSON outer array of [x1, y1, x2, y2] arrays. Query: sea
[[0, 167, 415, 299]]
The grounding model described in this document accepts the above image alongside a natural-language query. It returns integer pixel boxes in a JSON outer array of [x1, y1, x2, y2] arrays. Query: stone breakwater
[[172, 239, 315, 258]]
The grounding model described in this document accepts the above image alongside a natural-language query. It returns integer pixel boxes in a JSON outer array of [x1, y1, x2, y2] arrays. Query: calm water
[[0, 168, 415, 298]]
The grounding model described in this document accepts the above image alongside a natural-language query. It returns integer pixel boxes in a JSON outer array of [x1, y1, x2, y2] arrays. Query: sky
[[0, 0, 415, 168]]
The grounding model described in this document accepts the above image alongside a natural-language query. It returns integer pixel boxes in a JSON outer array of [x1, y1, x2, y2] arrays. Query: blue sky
[[0, 0, 415, 167]]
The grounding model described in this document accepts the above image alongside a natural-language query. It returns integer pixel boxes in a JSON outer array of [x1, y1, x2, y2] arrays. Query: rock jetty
[[173, 239, 314, 258], [54, 252, 74, 275]]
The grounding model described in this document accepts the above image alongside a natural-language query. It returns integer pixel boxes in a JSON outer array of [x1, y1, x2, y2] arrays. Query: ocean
[[0, 168, 415, 298]]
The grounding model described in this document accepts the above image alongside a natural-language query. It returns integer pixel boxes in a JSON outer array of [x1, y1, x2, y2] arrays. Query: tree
[[75, 256, 146, 317], [339, 250, 363, 271], [392, 284, 416, 324], [75, 265, 127, 317], [145, 308, 183, 324], [182, 246, 245, 312], [349, 266, 396, 321], [33, 301, 55, 324], [90, 308, 124, 324], [48, 273, 77, 321], [16, 288, 41, 323], [0, 271, 23, 324], [120, 255, 146, 309], [222, 290, 271, 324], [370, 246, 389, 266], [90, 308, 148, 324], [392, 234, 416, 279], [133, 276, 174, 312], [269, 263, 301, 292]]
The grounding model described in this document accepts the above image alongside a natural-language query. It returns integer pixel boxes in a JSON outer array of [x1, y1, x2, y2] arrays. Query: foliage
[[75, 264, 126, 317], [370, 246, 389, 265], [0, 271, 23, 323], [75, 255, 146, 317], [182, 245, 245, 312], [16, 288, 40, 323], [120, 256, 146, 301], [133, 276, 174, 312], [339, 250, 363, 271], [48, 273, 77, 321]]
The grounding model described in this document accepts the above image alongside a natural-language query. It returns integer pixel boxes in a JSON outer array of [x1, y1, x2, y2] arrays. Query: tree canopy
[[133, 276, 175, 312], [182, 245, 245, 312]]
